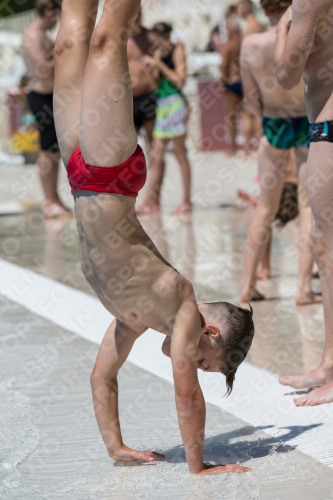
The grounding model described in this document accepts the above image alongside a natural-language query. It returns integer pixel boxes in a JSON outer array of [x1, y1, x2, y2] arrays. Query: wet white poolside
[[1, 150, 333, 498]]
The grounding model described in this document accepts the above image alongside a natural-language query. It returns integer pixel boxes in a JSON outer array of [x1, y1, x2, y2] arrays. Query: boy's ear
[[202, 324, 220, 338]]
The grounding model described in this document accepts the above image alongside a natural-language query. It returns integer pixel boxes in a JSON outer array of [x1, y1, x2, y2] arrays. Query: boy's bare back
[[241, 28, 306, 117]]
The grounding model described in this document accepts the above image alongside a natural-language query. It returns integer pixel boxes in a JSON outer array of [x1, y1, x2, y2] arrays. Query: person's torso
[[156, 48, 181, 99], [128, 34, 157, 97], [74, 192, 183, 335], [21, 26, 54, 94], [246, 30, 306, 117], [223, 36, 242, 82], [303, 5, 333, 123]]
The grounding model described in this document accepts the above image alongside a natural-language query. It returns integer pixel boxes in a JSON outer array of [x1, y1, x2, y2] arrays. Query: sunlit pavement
[[1, 150, 333, 498]]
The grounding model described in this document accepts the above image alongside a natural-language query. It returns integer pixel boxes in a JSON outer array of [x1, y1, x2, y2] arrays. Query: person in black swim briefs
[[275, 0, 333, 407]]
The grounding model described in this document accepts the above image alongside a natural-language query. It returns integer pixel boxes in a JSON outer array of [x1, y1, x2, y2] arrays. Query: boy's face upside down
[[162, 302, 254, 393]]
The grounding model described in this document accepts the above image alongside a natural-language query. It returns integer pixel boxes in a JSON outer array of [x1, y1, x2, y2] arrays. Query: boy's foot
[[256, 267, 270, 280], [240, 287, 265, 302], [279, 365, 333, 390], [295, 292, 322, 306], [170, 203, 192, 215], [43, 203, 73, 219], [294, 381, 333, 406]]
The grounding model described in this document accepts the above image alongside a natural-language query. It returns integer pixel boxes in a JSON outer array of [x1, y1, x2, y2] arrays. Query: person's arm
[[219, 42, 231, 89], [274, 3, 323, 90], [154, 42, 187, 89], [90, 319, 165, 462], [171, 296, 206, 473], [171, 282, 251, 475], [240, 38, 262, 117]]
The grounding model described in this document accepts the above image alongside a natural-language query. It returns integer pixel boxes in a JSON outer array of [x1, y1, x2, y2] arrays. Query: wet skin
[[54, 0, 252, 474], [275, 2, 333, 404]]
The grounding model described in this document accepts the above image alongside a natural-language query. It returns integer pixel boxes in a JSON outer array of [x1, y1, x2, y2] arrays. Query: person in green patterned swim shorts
[[239, 0, 320, 306], [262, 116, 309, 149]]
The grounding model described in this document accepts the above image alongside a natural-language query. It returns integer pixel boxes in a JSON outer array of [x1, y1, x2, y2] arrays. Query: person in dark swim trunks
[[225, 81, 243, 99], [240, 0, 318, 306], [133, 91, 157, 131], [219, 18, 243, 155], [21, 0, 72, 219], [275, 0, 333, 407], [28, 91, 59, 153], [262, 116, 309, 149]]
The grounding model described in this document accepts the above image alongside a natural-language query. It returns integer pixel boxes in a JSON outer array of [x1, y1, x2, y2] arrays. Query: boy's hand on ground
[[109, 445, 165, 463], [196, 463, 252, 475]]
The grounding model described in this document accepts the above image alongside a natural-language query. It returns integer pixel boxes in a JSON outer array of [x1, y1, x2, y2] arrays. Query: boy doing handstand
[[54, 0, 254, 474]]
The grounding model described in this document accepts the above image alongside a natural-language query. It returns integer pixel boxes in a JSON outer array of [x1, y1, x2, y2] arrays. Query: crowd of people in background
[[20, 0, 270, 220], [20, 0, 315, 301]]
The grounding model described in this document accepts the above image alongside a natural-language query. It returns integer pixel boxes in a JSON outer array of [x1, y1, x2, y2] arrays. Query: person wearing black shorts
[[133, 91, 157, 132], [28, 91, 59, 153], [22, 0, 72, 219]]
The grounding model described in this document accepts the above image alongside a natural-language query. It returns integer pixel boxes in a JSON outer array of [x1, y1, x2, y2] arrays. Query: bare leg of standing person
[[295, 147, 321, 306], [240, 137, 289, 302], [171, 133, 192, 214], [280, 142, 333, 405], [136, 137, 168, 214], [256, 231, 271, 280], [38, 150, 72, 218], [224, 90, 242, 156]]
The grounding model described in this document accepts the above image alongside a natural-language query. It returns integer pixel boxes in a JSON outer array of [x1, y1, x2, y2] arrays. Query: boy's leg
[[241, 137, 289, 302], [54, 0, 98, 166], [79, 0, 140, 167], [295, 147, 319, 305]]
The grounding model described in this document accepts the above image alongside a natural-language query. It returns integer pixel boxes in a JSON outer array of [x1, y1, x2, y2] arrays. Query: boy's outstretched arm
[[90, 319, 165, 462], [171, 287, 251, 475]]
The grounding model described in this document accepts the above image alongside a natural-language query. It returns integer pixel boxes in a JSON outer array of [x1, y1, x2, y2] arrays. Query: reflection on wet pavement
[[0, 205, 324, 378], [1, 295, 333, 500]]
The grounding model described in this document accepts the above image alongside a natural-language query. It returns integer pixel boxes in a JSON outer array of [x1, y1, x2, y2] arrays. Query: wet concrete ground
[[0, 150, 324, 377], [1, 295, 333, 500], [0, 150, 331, 498]]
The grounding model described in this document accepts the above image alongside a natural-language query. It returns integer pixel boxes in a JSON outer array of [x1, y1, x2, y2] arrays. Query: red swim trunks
[[67, 145, 147, 198]]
